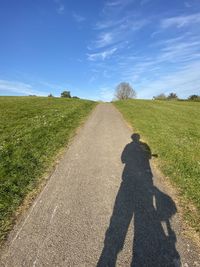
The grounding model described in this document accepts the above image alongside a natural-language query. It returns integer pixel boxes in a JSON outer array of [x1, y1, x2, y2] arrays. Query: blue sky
[[0, 0, 200, 100]]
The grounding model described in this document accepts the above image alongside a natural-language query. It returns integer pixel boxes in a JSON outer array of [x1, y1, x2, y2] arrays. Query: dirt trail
[[0, 103, 199, 266]]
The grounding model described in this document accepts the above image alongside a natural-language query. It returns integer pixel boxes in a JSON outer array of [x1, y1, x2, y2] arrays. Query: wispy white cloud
[[104, 0, 133, 12], [184, 2, 192, 8], [137, 61, 200, 99], [125, 42, 199, 78], [105, 1, 122, 7], [161, 13, 200, 28], [0, 80, 47, 96], [54, 0, 65, 14], [154, 34, 200, 62], [140, 0, 151, 5], [57, 5, 64, 14], [88, 75, 96, 84], [127, 19, 149, 31], [87, 47, 117, 61], [72, 12, 86, 22], [88, 0, 148, 52], [95, 18, 124, 30], [94, 32, 114, 48], [159, 41, 200, 63], [90, 17, 148, 51]]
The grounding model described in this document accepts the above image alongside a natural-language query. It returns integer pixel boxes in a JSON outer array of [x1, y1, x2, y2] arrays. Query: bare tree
[[115, 82, 136, 100]]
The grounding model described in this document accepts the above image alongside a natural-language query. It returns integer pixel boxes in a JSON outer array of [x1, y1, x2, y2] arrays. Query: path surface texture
[[0, 103, 200, 267]]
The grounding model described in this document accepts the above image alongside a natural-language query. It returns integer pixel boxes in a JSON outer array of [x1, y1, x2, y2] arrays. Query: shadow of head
[[131, 133, 140, 142]]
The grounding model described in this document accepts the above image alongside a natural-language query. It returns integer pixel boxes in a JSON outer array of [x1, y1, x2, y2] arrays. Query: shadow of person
[[97, 133, 180, 267]]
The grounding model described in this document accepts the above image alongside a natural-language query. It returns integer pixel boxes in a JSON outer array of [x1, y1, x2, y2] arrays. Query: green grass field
[[0, 96, 96, 241], [114, 99, 200, 231]]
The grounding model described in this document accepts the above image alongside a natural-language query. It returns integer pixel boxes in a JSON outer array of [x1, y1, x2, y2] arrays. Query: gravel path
[[0, 103, 200, 266]]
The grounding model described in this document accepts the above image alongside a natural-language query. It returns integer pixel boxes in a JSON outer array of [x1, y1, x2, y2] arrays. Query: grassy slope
[[114, 100, 200, 231], [0, 97, 96, 241]]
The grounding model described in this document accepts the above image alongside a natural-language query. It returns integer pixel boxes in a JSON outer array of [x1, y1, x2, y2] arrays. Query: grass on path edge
[[114, 99, 200, 234], [0, 97, 97, 243]]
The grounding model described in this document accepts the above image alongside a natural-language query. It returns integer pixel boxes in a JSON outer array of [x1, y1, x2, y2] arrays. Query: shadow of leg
[[97, 181, 133, 267]]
